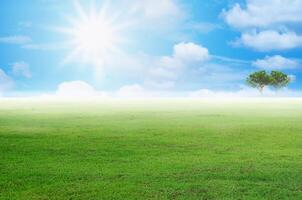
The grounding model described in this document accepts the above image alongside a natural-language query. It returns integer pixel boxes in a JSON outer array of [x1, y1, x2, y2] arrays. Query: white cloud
[[211, 55, 250, 65], [144, 80, 175, 89], [11, 62, 32, 78], [0, 69, 14, 93], [148, 65, 178, 80], [173, 42, 209, 62], [234, 30, 302, 51], [222, 0, 302, 29], [131, 0, 183, 21], [0, 35, 31, 44], [222, 0, 302, 51], [55, 81, 107, 98], [189, 88, 258, 98], [13, 80, 302, 99], [52, 82, 164, 99], [189, 87, 302, 98], [252, 55, 299, 70], [0, 35, 60, 51], [116, 84, 156, 98], [146, 42, 209, 89], [127, 0, 185, 33], [115, 84, 183, 98]]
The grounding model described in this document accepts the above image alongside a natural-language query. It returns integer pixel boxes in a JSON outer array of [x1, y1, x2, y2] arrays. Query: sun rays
[[57, 1, 129, 72]]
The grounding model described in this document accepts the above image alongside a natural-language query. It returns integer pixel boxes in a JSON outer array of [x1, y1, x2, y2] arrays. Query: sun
[[58, 1, 127, 69], [74, 17, 115, 53]]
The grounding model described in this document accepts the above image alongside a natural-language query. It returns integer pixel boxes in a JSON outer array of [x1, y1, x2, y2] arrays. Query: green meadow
[[1, 99, 302, 200]]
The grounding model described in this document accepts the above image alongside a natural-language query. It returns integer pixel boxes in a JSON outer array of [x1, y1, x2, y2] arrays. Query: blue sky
[[1, 0, 302, 97]]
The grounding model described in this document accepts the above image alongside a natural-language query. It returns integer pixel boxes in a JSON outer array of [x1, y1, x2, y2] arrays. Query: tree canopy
[[270, 71, 291, 90], [246, 70, 271, 93]]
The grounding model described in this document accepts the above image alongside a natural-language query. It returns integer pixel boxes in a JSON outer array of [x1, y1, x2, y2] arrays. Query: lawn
[[1, 99, 302, 200]]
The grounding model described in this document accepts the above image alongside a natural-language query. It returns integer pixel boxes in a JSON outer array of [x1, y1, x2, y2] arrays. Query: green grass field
[[1, 99, 302, 200]]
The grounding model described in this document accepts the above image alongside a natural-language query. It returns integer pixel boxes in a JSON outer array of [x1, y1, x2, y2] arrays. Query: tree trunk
[[259, 86, 264, 95]]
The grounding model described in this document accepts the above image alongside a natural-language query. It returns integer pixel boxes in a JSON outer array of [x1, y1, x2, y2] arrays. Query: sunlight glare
[[75, 16, 115, 54], [59, 1, 127, 70]]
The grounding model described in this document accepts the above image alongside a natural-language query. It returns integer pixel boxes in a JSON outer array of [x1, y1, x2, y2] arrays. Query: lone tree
[[270, 71, 291, 90], [246, 70, 292, 94], [246, 70, 271, 94]]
